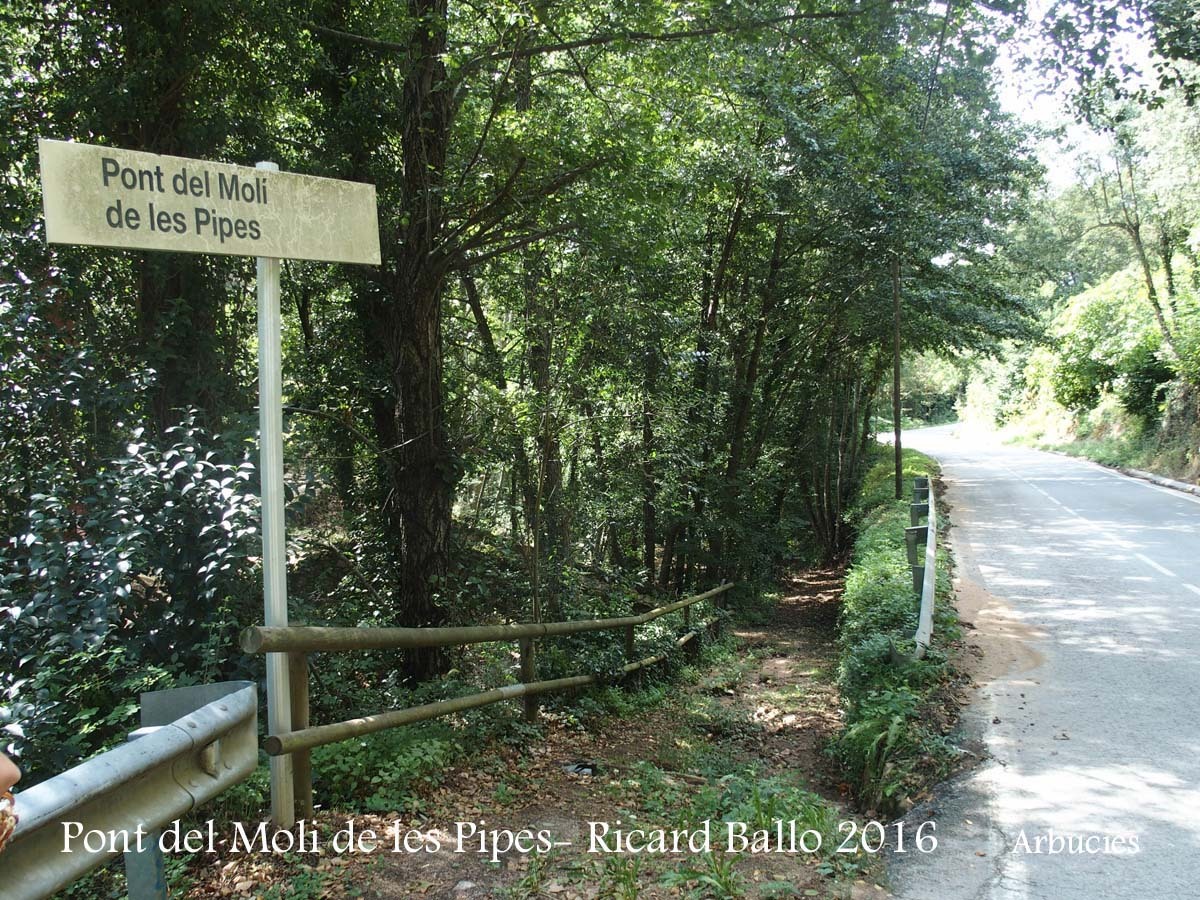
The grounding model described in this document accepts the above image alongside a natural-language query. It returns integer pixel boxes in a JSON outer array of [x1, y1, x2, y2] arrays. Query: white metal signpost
[[39, 138, 381, 827]]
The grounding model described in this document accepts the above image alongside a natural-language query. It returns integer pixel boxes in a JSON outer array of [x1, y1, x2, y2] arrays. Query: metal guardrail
[[241, 583, 733, 822], [904, 476, 937, 659], [4, 682, 257, 900]]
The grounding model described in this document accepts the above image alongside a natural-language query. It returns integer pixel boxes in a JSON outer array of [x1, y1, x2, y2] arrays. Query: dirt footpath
[[198, 571, 890, 899]]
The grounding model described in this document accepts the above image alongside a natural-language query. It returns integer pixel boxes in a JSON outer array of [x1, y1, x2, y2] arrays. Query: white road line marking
[[1185, 584, 1200, 598], [1134, 553, 1176, 578], [997, 460, 1186, 582], [1089, 462, 1200, 507]]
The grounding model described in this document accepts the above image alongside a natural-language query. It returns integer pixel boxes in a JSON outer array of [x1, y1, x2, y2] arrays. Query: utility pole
[[891, 255, 903, 500]]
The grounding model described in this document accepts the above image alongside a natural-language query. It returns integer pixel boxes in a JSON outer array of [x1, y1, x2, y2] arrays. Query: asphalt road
[[887, 425, 1200, 900]]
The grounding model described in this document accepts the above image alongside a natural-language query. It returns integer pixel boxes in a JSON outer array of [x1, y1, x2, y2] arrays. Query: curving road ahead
[[888, 425, 1200, 900]]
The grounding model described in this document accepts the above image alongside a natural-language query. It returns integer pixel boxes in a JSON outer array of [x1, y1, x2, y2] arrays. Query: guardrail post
[[913, 476, 929, 502], [910, 501, 929, 526], [904, 526, 920, 565], [288, 652, 313, 819], [518, 638, 539, 723], [905, 525, 926, 594], [123, 729, 167, 900]]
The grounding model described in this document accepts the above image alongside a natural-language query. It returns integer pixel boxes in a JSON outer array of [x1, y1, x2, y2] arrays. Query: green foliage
[[56, 864, 126, 900], [259, 864, 327, 900], [311, 724, 463, 814], [655, 764, 862, 896], [2, 0, 1044, 809], [598, 855, 643, 900], [722, 774, 839, 841], [661, 852, 746, 900], [981, 114, 1200, 475], [0, 397, 261, 776], [832, 451, 955, 812], [1041, 0, 1200, 113], [832, 688, 921, 810], [837, 634, 907, 712], [902, 352, 971, 425], [1044, 273, 1147, 411], [498, 851, 555, 900], [1116, 337, 1174, 421], [207, 757, 272, 824], [1052, 351, 1117, 411]]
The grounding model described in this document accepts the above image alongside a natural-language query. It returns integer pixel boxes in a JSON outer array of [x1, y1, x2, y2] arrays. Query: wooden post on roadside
[[288, 651, 313, 819], [518, 638, 539, 724]]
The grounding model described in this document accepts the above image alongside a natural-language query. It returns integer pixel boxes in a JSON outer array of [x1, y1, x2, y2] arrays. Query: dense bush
[[1116, 338, 1174, 422], [0, 303, 262, 782], [1051, 351, 1116, 411]]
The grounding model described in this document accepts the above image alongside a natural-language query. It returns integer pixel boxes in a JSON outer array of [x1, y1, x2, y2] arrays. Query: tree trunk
[[641, 347, 659, 591], [362, 0, 456, 679], [1127, 223, 1178, 354], [658, 524, 680, 592], [719, 220, 784, 579]]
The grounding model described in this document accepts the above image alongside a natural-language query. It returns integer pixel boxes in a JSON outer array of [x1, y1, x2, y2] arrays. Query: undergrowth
[[828, 448, 961, 814]]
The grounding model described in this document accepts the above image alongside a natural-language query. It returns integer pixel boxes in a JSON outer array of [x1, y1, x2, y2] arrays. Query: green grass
[[1040, 430, 1198, 482]]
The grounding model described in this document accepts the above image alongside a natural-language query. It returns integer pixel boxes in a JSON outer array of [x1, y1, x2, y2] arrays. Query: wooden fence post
[[684, 602, 701, 661], [287, 651, 313, 820], [624, 624, 642, 686]]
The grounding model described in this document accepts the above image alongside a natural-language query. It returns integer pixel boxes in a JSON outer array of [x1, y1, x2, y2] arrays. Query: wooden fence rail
[[239, 584, 732, 654]]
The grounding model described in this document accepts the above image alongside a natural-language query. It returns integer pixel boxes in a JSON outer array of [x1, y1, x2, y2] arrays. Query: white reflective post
[[255, 160, 294, 827]]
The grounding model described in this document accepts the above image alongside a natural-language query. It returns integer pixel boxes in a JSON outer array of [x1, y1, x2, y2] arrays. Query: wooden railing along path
[[240, 582, 733, 820]]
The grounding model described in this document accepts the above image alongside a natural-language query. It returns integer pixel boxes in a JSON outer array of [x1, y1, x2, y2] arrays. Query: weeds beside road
[[830, 451, 967, 819]]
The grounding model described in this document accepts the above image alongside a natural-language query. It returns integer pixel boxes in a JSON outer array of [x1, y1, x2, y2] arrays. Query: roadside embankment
[[829, 449, 965, 816]]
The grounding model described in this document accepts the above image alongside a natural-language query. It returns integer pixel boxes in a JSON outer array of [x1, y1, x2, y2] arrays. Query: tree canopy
[[0, 0, 1038, 779]]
